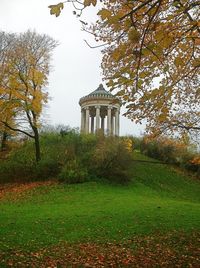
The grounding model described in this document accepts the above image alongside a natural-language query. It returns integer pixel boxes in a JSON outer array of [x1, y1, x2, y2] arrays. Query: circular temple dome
[[79, 84, 115, 106], [88, 84, 113, 97]]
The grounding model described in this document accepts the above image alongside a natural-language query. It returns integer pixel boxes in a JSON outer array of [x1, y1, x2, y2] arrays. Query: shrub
[[79, 134, 98, 154], [58, 159, 88, 184], [89, 137, 132, 184], [0, 140, 36, 183], [141, 136, 200, 176], [141, 137, 183, 163], [0, 160, 32, 183], [34, 157, 61, 180], [0, 128, 135, 184]]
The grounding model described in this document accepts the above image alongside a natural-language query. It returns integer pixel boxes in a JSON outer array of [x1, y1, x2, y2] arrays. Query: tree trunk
[[1, 131, 8, 151], [33, 126, 41, 162]]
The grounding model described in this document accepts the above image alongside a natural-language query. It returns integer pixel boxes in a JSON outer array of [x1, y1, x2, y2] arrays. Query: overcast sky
[[0, 0, 145, 136]]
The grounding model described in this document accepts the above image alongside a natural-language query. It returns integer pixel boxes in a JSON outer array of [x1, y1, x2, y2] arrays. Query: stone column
[[81, 109, 85, 133], [101, 116, 105, 132], [111, 114, 114, 135], [115, 109, 120, 136], [96, 105, 100, 131], [85, 107, 90, 134], [107, 106, 112, 135], [91, 116, 94, 133]]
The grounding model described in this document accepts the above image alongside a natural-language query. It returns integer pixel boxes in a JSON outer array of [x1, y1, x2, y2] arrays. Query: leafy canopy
[[0, 30, 58, 160], [49, 0, 199, 138]]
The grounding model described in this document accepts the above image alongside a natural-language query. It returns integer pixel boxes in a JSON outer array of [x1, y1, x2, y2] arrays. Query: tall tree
[[0, 32, 16, 151], [0, 31, 58, 161], [49, 0, 200, 137]]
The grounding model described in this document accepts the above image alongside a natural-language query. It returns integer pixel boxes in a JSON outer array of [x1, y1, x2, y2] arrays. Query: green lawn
[[0, 152, 199, 254]]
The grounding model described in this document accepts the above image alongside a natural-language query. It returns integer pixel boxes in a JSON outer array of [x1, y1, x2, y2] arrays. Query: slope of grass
[[132, 151, 200, 202], [0, 152, 199, 255]]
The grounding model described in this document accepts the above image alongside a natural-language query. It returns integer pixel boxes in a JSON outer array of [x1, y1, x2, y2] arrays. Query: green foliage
[[0, 128, 132, 184], [140, 136, 200, 176], [141, 139, 177, 163], [89, 136, 132, 184], [34, 157, 61, 179], [58, 159, 88, 184], [0, 141, 35, 183], [1, 128, 199, 184]]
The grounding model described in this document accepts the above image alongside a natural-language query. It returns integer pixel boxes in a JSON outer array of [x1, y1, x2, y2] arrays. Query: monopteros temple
[[79, 84, 121, 135]]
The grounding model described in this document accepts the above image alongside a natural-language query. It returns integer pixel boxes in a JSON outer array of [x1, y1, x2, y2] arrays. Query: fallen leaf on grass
[[0, 181, 57, 201], [0, 231, 199, 267]]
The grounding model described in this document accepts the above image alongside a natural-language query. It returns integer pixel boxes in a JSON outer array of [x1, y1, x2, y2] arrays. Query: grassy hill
[[0, 151, 199, 266]]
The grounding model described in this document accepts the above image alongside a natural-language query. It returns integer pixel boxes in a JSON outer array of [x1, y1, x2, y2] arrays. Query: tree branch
[[1, 121, 35, 138], [120, 0, 155, 21]]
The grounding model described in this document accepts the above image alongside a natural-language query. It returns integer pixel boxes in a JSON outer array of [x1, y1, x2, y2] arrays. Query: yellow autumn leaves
[[97, 9, 112, 20], [48, 2, 64, 17], [48, 0, 97, 17], [122, 138, 133, 153], [0, 31, 57, 135], [128, 28, 141, 43], [84, 0, 97, 7]]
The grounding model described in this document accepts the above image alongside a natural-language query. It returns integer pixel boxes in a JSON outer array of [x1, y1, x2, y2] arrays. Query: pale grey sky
[[0, 0, 145, 136]]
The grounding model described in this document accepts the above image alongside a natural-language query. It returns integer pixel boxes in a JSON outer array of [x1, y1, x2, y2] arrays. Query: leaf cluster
[[48, 0, 97, 17], [93, 0, 200, 136]]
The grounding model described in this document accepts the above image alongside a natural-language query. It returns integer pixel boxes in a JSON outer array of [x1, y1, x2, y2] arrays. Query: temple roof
[[79, 84, 117, 106], [88, 84, 113, 97]]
